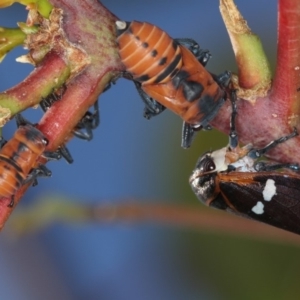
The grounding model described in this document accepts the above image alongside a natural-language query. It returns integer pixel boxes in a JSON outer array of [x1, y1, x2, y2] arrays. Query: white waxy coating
[[262, 179, 277, 201], [211, 147, 228, 172], [251, 201, 264, 215], [230, 156, 255, 172], [116, 20, 127, 30]]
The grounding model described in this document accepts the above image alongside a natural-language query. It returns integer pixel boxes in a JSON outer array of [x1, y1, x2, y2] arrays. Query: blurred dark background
[[2, 1, 300, 300]]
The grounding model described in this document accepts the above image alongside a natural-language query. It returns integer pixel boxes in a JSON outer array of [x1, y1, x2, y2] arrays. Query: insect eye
[[199, 156, 216, 173]]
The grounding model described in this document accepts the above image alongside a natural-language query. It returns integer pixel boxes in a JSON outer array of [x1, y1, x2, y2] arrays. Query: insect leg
[[120, 72, 166, 119], [40, 84, 67, 112], [5, 140, 52, 207], [67, 79, 113, 140], [247, 127, 299, 159], [40, 142, 73, 164], [40, 97, 51, 112], [103, 82, 112, 92], [181, 122, 198, 149], [15, 113, 32, 127], [0, 137, 6, 148], [133, 81, 166, 119], [213, 71, 232, 88], [229, 89, 238, 149], [143, 102, 166, 120], [23, 164, 52, 186], [254, 161, 300, 172], [73, 101, 100, 141], [43, 150, 62, 160], [90, 100, 100, 129], [174, 38, 211, 66], [73, 114, 94, 141], [72, 81, 113, 140], [44, 145, 74, 164], [15, 114, 73, 163], [181, 122, 212, 149], [58, 145, 74, 164]]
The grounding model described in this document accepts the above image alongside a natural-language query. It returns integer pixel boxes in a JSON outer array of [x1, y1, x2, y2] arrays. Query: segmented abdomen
[[0, 125, 47, 197], [117, 21, 182, 85]]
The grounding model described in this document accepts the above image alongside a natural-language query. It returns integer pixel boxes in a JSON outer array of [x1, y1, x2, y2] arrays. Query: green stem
[[0, 27, 26, 62]]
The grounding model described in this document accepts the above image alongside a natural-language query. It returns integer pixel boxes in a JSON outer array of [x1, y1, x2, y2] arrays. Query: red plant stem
[[270, 0, 300, 119], [11, 200, 300, 246], [0, 51, 70, 115], [37, 0, 123, 150], [91, 202, 300, 246], [212, 0, 300, 165], [0, 0, 123, 229], [37, 71, 114, 150]]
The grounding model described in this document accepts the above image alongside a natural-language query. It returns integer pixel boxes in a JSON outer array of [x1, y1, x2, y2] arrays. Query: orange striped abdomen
[[0, 125, 47, 198], [142, 45, 225, 125], [116, 21, 182, 85]]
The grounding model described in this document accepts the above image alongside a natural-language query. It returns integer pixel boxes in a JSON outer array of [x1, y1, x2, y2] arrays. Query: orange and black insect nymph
[[116, 20, 231, 148], [0, 124, 51, 207]]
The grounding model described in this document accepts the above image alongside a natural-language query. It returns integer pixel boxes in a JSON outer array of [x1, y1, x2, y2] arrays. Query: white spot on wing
[[252, 201, 264, 214], [262, 179, 277, 201]]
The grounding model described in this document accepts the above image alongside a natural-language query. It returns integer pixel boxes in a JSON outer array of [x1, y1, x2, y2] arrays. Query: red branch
[[0, 0, 124, 228], [211, 0, 300, 164], [11, 201, 300, 246], [0, 51, 69, 114], [92, 202, 300, 246], [37, 0, 124, 150], [271, 0, 300, 115]]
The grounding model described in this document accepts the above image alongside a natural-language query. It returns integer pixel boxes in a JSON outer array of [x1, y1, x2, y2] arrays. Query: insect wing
[[215, 172, 300, 235]]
